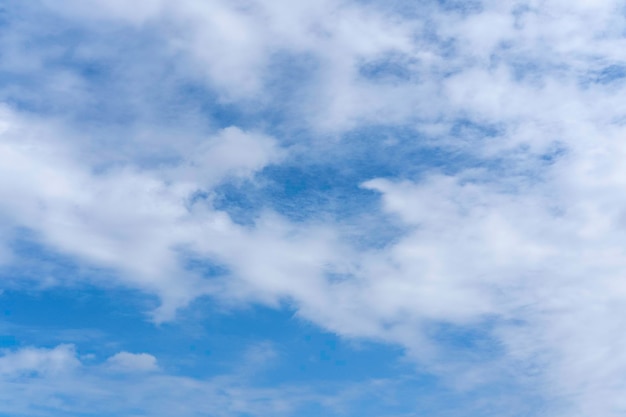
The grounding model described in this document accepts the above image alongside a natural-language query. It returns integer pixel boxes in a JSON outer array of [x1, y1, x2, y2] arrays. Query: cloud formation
[[0, 343, 420, 417], [1, 0, 626, 416], [105, 351, 159, 372]]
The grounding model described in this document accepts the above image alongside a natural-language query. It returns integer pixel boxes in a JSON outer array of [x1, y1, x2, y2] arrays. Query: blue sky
[[1, 1, 626, 416]]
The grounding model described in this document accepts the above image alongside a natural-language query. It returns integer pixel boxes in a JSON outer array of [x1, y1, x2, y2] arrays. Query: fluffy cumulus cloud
[[1, 0, 626, 416]]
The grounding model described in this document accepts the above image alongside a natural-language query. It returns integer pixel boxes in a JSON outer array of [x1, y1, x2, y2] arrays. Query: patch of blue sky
[[358, 54, 417, 84], [0, 6, 217, 131], [215, 133, 433, 212], [1, 285, 539, 417], [0, 287, 147, 351], [10, 226, 153, 281], [211, 181, 266, 226], [423, 318, 509, 374], [0, 230, 112, 290], [179, 250, 230, 282], [587, 64, 626, 85], [0, 235, 404, 382], [261, 51, 321, 120], [212, 120, 523, 245], [447, 118, 568, 185], [487, 57, 575, 95], [0, 224, 520, 404], [359, 0, 482, 17], [0, 7, 84, 108], [436, 0, 483, 14], [0, 283, 405, 383], [0, 234, 533, 415], [449, 118, 504, 145], [0, 192, 540, 414], [212, 173, 409, 250], [175, 81, 250, 129], [506, 60, 549, 84], [538, 142, 568, 165]]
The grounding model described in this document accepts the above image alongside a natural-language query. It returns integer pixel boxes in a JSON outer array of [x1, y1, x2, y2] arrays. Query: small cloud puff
[[105, 351, 159, 373]]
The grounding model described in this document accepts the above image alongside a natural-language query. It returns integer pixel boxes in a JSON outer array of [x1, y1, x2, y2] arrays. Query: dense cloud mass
[[1, 0, 626, 416]]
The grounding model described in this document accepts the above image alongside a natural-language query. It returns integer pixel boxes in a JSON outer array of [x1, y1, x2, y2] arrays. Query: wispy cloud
[[1, 0, 626, 415]]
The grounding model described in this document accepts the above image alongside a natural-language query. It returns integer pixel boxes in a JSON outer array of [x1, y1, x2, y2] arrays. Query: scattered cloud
[[1, 0, 626, 415], [105, 351, 159, 372], [0, 344, 420, 417], [0, 344, 80, 377]]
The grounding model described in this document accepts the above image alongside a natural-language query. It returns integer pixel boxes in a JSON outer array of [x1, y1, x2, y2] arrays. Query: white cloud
[[172, 126, 284, 185], [2, 0, 626, 415], [0, 106, 349, 323], [0, 106, 293, 320], [0, 344, 79, 377], [0, 343, 405, 417], [105, 351, 158, 372], [30, 0, 418, 129], [349, 81, 626, 415]]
